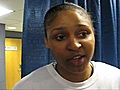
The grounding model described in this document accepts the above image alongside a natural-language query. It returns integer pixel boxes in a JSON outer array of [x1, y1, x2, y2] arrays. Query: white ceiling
[[0, 0, 24, 32]]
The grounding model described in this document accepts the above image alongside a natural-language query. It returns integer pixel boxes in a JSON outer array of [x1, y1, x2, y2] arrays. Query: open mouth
[[68, 55, 86, 65], [72, 55, 86, 60]]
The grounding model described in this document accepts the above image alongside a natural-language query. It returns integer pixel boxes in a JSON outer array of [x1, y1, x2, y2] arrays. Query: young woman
[[13, 2, 120, 89]]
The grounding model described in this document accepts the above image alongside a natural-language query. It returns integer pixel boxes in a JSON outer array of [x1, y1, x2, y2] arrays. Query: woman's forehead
[[47, 10, 93, 32], [53, 10, 91, 26]]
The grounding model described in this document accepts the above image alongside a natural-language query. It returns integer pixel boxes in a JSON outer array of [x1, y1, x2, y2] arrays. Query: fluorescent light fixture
[[0, 6, 13, 16], [7, 27, 16, 30]]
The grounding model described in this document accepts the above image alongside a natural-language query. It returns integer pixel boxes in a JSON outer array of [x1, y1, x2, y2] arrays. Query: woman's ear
[[44, 37, 50, 48]]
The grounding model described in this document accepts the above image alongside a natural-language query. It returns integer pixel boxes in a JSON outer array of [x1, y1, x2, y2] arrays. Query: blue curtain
[[22, 0, 120, 77], [22, 0, 63, 77]]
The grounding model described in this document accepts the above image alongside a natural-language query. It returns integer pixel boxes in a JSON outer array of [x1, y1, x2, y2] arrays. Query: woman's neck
[[55, 64, 93, 82]]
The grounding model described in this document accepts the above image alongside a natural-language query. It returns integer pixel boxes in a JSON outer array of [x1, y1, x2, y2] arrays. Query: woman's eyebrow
[[76, 23, 89, 27], [51, 27, 66, 33]]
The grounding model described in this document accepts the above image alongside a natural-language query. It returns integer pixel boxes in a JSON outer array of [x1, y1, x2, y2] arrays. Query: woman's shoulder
[[91, 61, 120, 76], [13, 63, 53, 89], [91, 61, 120, 89]]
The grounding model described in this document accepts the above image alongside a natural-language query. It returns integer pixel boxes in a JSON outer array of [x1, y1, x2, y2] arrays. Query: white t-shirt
[[13, 61, 120, 90]]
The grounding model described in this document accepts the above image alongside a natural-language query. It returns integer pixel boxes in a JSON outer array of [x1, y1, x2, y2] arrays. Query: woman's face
[[45, 10, 95, 74]]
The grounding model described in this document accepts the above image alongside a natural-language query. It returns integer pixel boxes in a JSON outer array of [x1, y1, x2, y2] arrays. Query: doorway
[[5, 38, 22, 90]]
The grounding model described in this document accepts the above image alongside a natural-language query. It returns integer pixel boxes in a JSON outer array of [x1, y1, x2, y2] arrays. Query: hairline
[[44, 3, 93, 37]]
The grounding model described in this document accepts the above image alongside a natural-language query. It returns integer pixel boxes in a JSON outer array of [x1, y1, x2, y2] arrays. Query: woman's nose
[[67, 38, 82, 51]]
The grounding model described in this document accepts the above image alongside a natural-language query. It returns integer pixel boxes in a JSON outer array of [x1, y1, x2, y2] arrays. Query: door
[[5, 38, 22, 90]]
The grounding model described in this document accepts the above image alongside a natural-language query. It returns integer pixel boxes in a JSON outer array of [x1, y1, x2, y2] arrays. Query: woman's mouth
[[68, 55, 86, 65]]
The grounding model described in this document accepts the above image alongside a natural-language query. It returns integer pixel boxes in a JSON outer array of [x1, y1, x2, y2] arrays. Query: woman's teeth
[[73, 55, 82, 60]]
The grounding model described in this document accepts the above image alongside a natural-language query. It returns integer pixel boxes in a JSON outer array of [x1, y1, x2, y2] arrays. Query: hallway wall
[[0, 23, 6, 89]]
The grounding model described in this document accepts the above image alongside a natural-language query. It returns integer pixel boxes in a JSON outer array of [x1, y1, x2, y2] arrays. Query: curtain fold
[[100, 0, 118, 67], [22, 0, 50, 77], [117, 0, 120, 68], [109, 0, 118, 66]]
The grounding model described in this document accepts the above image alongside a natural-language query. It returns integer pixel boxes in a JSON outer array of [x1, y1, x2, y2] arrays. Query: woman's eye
[[78, 31, 88, 38], [56, 34, 66, 41]]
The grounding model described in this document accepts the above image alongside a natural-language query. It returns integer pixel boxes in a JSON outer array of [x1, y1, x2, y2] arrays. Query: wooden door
[[5, 38, 22, 90]]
